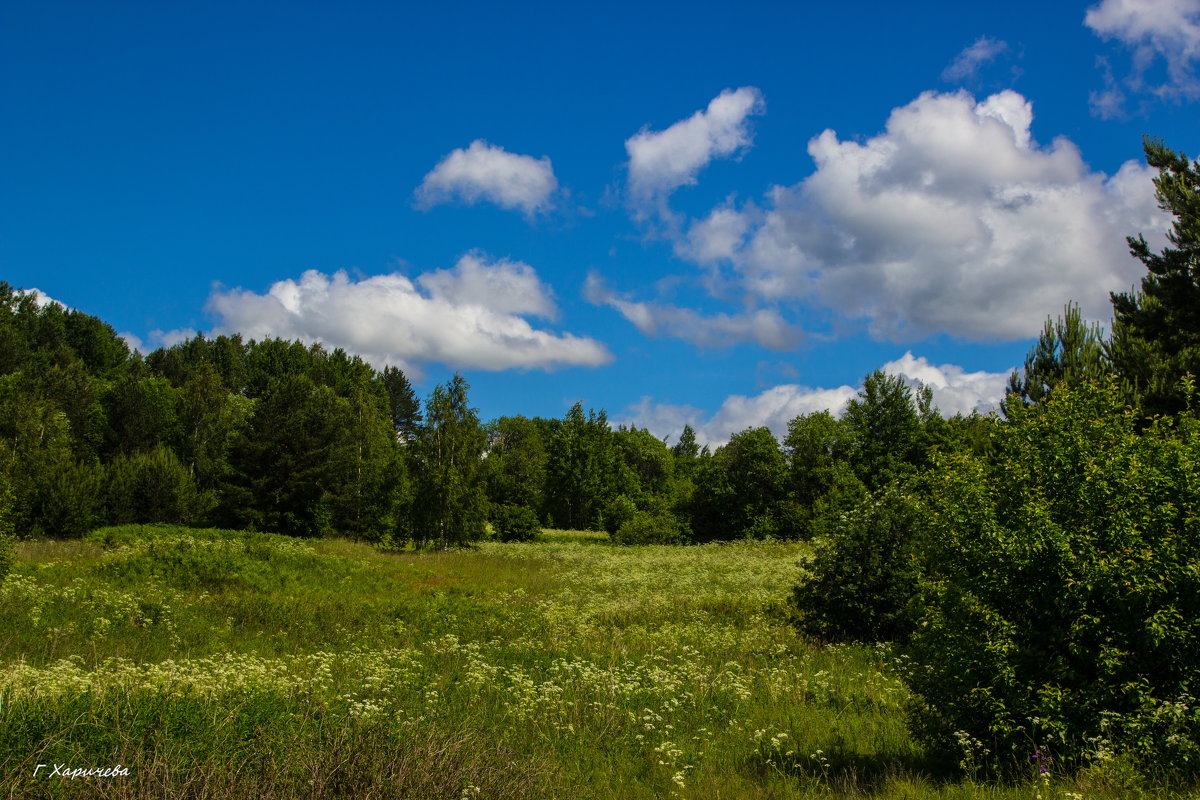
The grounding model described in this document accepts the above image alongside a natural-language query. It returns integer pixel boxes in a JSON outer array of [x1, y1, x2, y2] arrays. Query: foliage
[[611, 510, 684, 545], [690, 427, 791, 541], [106, 445, 208, 525], [792, 483, 922, 644], [904, 379, 1200, 776], [412, 375, 487, 548], [1110, 139, 1200, 416], [491, 503, 541, 542], [843, 370, 925, 490], [380, 364, 423, 443], [0, 463, 12, 581], [671, 423, 700, 479], [1007, 302, 1111, 407], [482, 415, 547, 514], [544, 403, 614, 530]]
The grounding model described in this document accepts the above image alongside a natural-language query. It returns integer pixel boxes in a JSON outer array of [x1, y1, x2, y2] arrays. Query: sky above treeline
[[4, 0, 1199, 445]]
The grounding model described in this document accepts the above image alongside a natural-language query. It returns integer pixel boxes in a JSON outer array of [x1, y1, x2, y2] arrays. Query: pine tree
[[1109, 138, 1200, 416], [1007, 302, 1111, 407]]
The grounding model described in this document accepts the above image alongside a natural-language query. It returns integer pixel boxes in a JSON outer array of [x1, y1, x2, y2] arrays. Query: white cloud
[[619, 384, 857, 449], [206, 253, 611, 376], [120, 332, 145, 353], [17, 287, 67, 310], [880, 351, 1013, 416], [677, 202, 755, 265], [625, 87, 765, 218], [1086, 0, 1200, 112], [414, 140, 558, 216], [584, 273, 802, 350], [149, 328, 198, 349], [942, 36, 1010, 83], [417, 252, 557, 319], [619, 351, 1012, 448], [686, 89, 1168, 341]]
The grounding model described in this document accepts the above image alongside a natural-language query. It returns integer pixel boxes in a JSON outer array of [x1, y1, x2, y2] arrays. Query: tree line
[[0, 281, 997, 550]]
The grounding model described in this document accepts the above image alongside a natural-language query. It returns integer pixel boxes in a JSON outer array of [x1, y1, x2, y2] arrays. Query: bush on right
[[904, 378, 1200, 777]]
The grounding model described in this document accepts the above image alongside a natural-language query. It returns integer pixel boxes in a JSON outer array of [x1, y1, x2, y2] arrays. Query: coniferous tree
[[1109, 139, 1200, 416], [1007, 302, 1111, 407], [380, 365, 422, 443], [671, 424, 700, 479]]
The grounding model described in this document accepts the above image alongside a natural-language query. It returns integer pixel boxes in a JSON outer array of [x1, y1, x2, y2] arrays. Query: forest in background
[[2, 138, 1200, 787]]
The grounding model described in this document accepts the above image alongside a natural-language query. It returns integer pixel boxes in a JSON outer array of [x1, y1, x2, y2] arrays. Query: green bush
[[904, 379, 1200, 776], [106, 445, 209, 525], [612, 511, 683, 545], [791, 482, 922, 643], [601, 493, 638, 536], [88, 525, 323, 591], [491, 503, 541, 542]]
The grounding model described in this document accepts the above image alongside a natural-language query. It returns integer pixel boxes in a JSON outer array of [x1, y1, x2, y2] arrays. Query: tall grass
[[0, 525, 1182, 798]]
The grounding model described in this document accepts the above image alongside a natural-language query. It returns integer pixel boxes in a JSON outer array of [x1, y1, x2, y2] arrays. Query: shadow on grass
[[747, 744, 960, 796]]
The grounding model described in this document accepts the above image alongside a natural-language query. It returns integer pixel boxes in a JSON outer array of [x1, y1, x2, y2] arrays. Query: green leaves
[[413, 375, 487, 548], [906, 379, 1200, 775]]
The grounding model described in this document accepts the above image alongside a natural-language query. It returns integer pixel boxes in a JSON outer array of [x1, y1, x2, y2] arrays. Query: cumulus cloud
[[206, 253, 611, 376], [584, 272, 802, 350], [1085, 0, 1200, 114], [619, 384, 857, 449], [683, 89, 1167, 341], [618, 351, 1012, 448], [414, 140, 558, 216], [16, 287, 67, 310], [880, 351, 1013, 416], [625, 87, 765, 218], [942, 36, 1010, 83]]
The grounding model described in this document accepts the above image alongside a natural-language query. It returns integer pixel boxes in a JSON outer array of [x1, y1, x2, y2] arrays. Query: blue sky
[[4, 0, 1198, 444]]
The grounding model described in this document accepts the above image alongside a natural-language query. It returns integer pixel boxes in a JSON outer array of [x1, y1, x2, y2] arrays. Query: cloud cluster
[[942, 36, 1011, 83], [583, 273, 802, 350], [206, 253, 611, 375], [1086, 0, 1200, 115], [619, 351, 1013, 447], [682, 89, 1167, 341], [879, 351, 1013, 416], [625, 87, 765, 218], [414, 140, 558, 216]]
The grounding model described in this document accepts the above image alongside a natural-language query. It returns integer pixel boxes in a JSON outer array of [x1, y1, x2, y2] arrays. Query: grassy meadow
[[0, 526, 1183, 799]]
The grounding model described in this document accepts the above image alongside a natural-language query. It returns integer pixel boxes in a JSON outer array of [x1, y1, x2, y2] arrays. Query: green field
[[0, 526, 1180, 799]]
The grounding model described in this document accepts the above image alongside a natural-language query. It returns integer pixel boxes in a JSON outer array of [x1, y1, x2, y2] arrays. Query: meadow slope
[[0, 527, 1176, 799]]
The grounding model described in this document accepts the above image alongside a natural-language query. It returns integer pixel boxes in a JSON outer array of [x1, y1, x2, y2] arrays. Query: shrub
[[491, 504, 541, 543], [601, 494, 638, 536], [106, 445, 209, 525], [792, 483, 922, 644], [612, 511, 683, 545], [904, 379, 1200, 776]]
